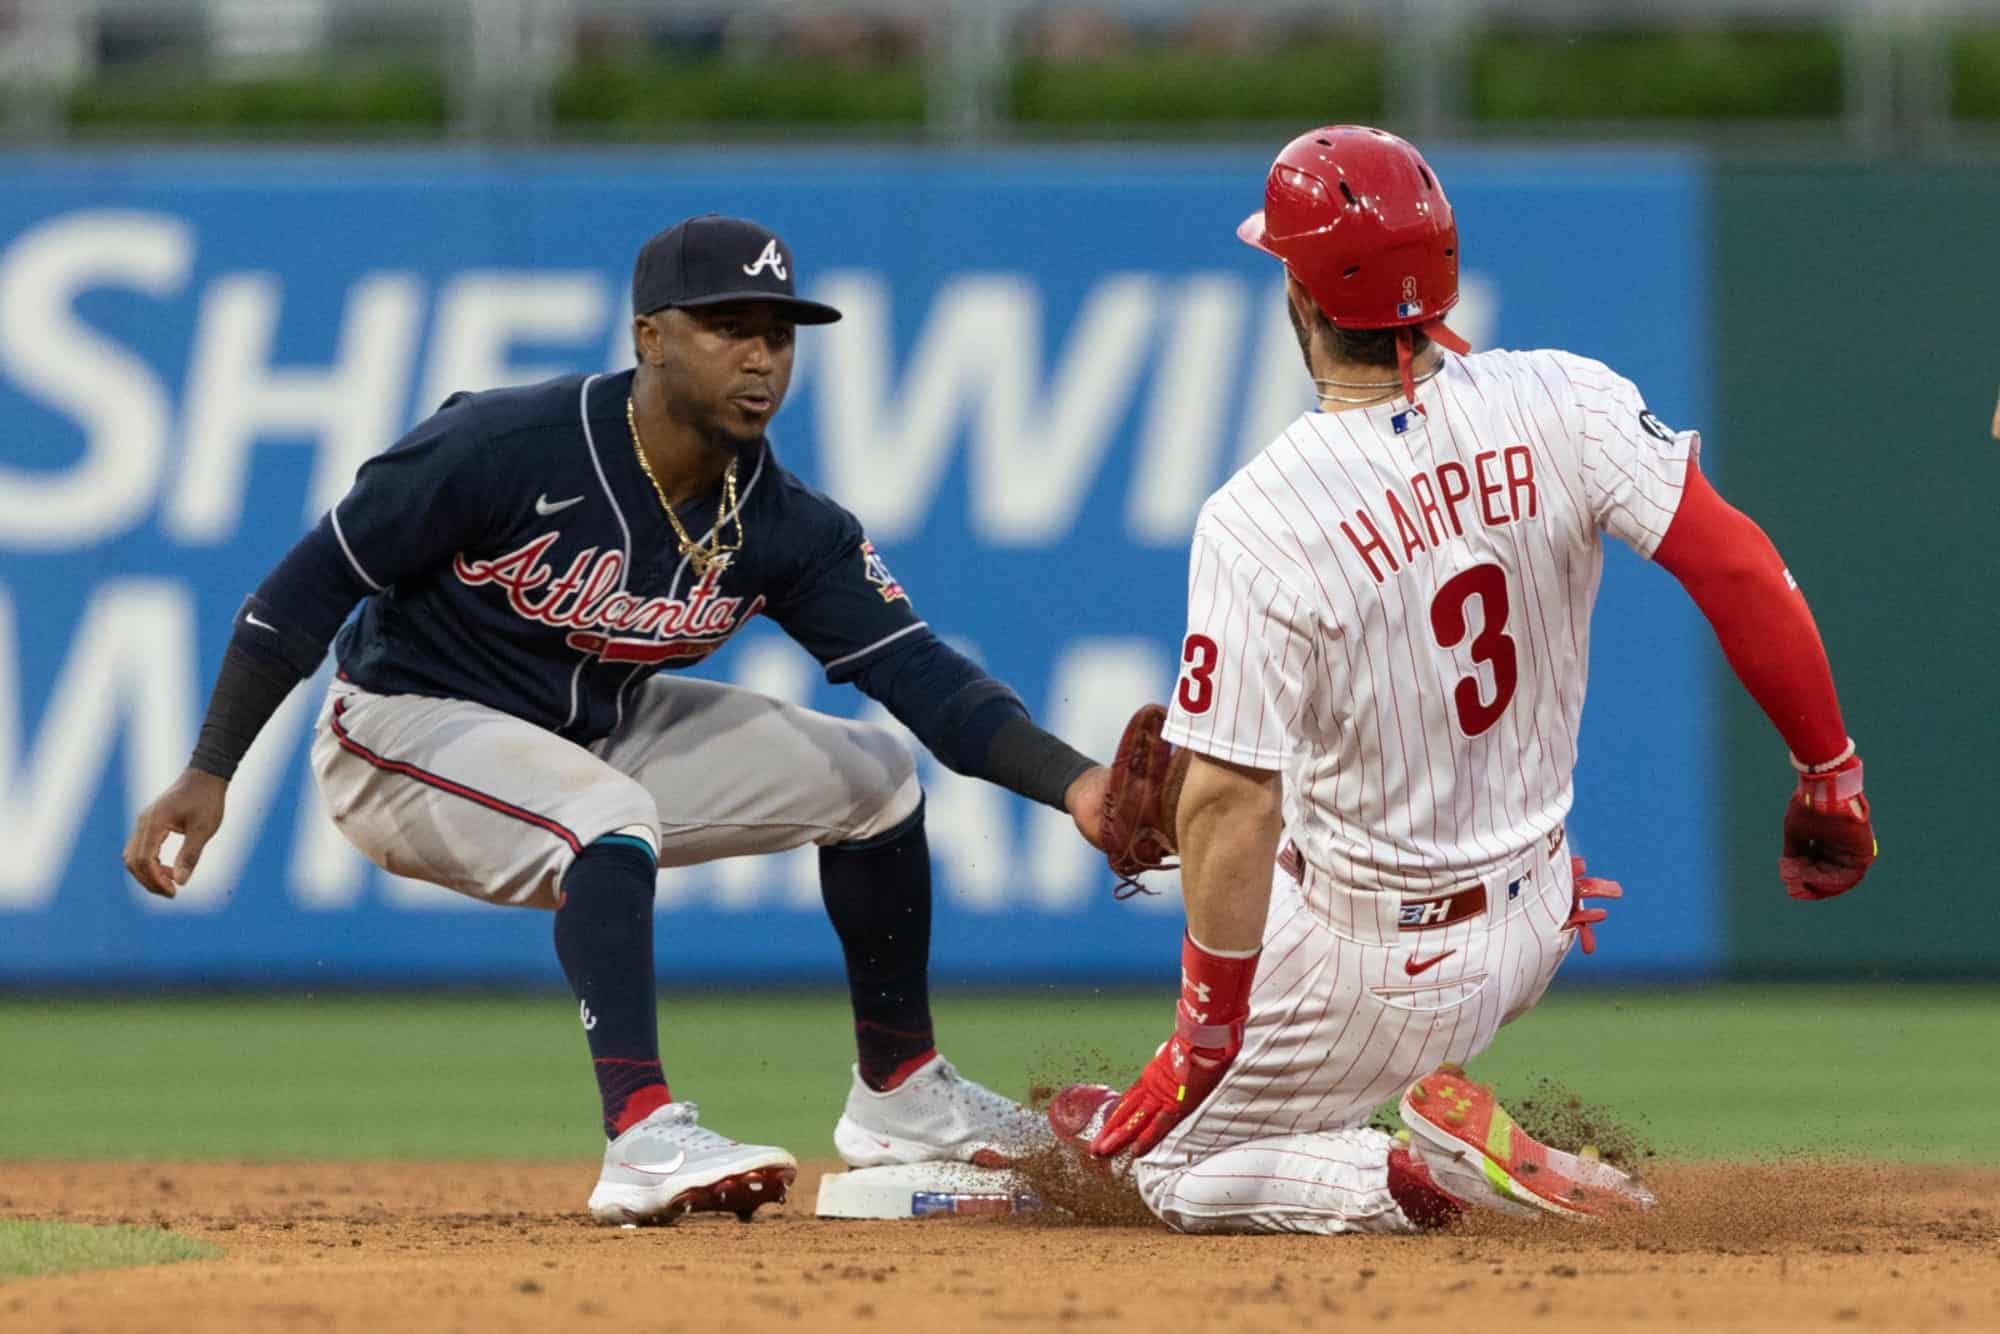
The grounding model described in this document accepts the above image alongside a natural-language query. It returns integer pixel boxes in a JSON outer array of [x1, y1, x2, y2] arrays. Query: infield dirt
[[2, 1160, 1995, 1333]]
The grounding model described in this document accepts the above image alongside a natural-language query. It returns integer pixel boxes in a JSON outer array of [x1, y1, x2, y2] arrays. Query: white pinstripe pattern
[[1163, 348, 1690, 899], [1139, 348, 1691, 1234]]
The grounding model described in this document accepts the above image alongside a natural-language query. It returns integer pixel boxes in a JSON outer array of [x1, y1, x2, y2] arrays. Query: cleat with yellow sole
[[1396, 1065, 1655, 1221]]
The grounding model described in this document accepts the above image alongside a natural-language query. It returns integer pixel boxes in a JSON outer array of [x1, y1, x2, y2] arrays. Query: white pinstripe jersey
[[1161, 348, 1696, 899]]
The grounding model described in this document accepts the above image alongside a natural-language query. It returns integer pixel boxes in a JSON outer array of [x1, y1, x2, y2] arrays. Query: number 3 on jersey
[[1428, 563, 1518, 736], [1177, 633, 1220, 715]]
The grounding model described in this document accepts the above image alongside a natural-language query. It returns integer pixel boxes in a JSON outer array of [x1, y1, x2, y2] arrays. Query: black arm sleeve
[[189, 640, 309, 780], [848, 632, 1098, 810], [981, 713, 1100, 811], [187, 517, 375, 779]]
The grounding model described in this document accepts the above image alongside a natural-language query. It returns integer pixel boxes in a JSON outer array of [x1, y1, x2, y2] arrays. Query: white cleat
[[832, 1054, 1049, 1169], [586, 1101, 796, 1226]]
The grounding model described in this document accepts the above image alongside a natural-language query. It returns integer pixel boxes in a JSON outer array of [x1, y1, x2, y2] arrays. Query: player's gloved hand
[[1100, 703, 1194, 899], [1563, 855, 1622, 955], [1780, 746, 1876, 900], [1091, 934, 1258, 1160]]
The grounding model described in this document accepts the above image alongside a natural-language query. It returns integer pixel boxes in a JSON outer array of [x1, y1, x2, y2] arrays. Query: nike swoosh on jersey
[[244, 612, 277, 632], [619, 1150, 688, 1177], [1403, 949, 1457, 977], [535, 493, 585, 516]]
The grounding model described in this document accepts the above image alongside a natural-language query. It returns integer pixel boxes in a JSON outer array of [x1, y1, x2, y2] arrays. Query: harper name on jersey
[[1160, 347, 1695, 899], [1339, 445, 1540, 585]]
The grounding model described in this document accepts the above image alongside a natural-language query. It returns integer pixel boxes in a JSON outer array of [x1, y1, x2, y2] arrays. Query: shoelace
[[933, 1065, 1031, 1121], [640, 1103, 739, 1150]]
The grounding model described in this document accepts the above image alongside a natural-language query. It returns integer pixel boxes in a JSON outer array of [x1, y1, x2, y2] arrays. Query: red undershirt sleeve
[[1651, 457, 1849, 766]]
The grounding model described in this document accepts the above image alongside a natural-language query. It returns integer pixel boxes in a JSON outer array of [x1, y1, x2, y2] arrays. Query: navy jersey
[[325, 370, 922, 745]]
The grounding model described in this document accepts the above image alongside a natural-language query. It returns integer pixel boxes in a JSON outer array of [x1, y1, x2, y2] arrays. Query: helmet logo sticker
[[1396, 275, 1424, 318]]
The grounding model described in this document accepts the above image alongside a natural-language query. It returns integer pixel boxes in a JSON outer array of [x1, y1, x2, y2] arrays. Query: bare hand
[[1064, 765, 1111, 851], [123, 769, 228, 898]]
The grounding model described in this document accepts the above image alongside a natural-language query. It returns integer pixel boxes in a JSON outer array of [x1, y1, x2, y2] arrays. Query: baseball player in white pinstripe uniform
[[1053, 126, 1877, 1232]]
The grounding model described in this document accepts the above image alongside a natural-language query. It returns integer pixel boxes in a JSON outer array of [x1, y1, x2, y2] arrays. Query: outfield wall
[[1714, 165, 2000, 977], [4, 149, 1719, 984]]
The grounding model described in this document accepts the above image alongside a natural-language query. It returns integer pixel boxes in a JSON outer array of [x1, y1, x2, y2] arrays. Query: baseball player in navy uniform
[[123, 215, 1112, 1225]]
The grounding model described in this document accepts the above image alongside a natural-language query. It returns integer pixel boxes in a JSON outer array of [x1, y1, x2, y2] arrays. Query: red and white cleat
[[1398, 1063, 1654, 1220], [1046, 1083, 1121, 1150]]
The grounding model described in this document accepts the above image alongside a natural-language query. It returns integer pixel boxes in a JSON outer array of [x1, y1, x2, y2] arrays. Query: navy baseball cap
[[631, 215, 841, 324]]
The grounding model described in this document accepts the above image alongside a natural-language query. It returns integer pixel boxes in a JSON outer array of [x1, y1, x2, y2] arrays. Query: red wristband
[[1794, 752, 1864, 813], [1173, 933, 1258, 1051]]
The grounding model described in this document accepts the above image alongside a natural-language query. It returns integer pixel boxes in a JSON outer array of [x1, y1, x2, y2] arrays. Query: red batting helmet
[[1238, 125, 1469, 396]]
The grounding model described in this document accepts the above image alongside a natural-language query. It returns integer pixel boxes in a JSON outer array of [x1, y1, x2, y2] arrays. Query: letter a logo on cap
[[742, 239, 788, 280]]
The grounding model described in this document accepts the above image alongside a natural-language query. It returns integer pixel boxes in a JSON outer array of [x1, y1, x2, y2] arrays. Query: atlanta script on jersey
[[1163, 348, 1695, 899], [327, 370, 921, 744]]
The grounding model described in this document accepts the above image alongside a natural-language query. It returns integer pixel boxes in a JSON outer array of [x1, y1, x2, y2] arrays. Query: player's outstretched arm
[[121, 397, 497, 898], [1652, 459, 1876, 898], [120, 515, 376, 898], [1092, 753, 1279, 1158]]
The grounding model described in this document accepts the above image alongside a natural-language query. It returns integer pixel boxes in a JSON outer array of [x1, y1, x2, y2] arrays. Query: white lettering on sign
[[0, 212, 191, 549], [420, 270, 609, 412], [812, 271, 1157, 545], [170, 270, 423, 543], [0, 582, 194, 910], [1128, 276, 1251, 544]]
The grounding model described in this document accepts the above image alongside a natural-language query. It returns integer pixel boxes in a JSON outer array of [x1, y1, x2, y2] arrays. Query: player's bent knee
[[837, 724, 921, 843], [526, 792, 661, 908], [841, 765, 922, 845], [1130, 1161, 1226, 1234], [583, 791, 661, 856]]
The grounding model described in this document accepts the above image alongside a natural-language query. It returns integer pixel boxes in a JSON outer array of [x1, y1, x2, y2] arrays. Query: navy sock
[[555, 837, 669, 1138], [820, 800, 936, 1091]]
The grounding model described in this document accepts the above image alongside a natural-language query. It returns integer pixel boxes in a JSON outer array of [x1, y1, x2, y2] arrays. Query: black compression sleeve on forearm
[[979, 713, 1098, 811], [187, 516, 367, 779], [188, 636, 313, 780], [847, 629, 1097, 808]]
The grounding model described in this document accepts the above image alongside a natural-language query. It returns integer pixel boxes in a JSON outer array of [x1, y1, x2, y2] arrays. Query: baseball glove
[[1101, 703, 1192, 898]]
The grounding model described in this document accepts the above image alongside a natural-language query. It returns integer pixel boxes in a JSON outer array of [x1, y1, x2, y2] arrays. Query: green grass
[[43, 26, 1924, 139], [1, 987, 1994, 1164], [1009, 39, 1385, 129], [67, 65, 447, 137], [0, 1220, 218, 1281], [553, 57, 927, 133], [1471, 27, 1845, 122], [1953, 30, 2000, 119]]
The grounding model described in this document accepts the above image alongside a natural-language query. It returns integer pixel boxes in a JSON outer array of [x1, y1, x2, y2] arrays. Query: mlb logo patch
[[1391, 404, 1427, 434], [1395, 300, 1424, 317]]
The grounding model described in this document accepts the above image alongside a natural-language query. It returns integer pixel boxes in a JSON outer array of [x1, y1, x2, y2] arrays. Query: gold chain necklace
[[626, 395, 743, 576]]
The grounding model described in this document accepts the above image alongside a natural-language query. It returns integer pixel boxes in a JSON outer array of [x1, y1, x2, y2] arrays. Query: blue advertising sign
[[0, 148, 1714, 984]]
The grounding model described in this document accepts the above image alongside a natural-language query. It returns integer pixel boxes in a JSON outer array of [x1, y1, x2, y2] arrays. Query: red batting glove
[[1781, 747, 1876, 900], [1563, 855, 1623, 955], [1090, 934, 1258, 1160]]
